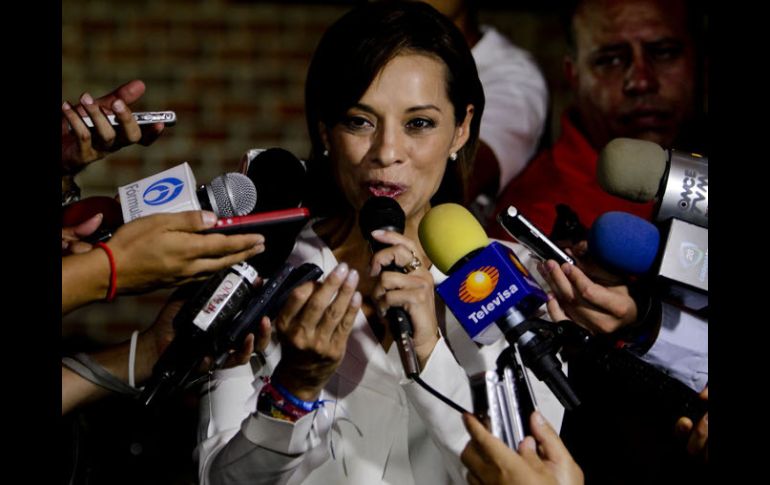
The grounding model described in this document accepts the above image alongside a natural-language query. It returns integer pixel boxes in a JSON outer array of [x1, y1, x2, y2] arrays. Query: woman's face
[[322, 53, 473, 221]]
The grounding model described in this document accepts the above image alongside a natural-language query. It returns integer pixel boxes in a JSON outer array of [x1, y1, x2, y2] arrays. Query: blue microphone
[[589, 211, 707, 311], [588, 211, 660, 275]]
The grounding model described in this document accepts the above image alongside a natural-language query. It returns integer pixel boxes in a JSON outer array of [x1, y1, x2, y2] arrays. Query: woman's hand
[[368, 229, 439, 368], [271, 263, 362, 401]]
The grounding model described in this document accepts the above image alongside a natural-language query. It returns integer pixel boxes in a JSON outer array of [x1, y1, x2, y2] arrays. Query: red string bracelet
[[94, 242, 117, 302]]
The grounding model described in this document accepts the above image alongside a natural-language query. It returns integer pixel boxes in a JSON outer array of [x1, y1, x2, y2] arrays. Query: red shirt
[[489, 112, 655, 240]]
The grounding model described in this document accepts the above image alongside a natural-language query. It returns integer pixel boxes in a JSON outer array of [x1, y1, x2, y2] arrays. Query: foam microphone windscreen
[[418, 203, 490, 274], [359, 196, 406, 254], [245, 148, 307, 213], [597, 138, 668, 202], [242, 148, 310, 277], [588, 211, 660, 275]]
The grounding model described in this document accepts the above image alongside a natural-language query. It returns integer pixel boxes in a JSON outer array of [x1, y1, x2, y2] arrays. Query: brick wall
[[62, 0, 569, 344]]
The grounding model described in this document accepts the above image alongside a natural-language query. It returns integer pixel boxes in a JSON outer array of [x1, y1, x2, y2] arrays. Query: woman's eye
[[344, 116, 373, 131], [406, 118, 435, 130]]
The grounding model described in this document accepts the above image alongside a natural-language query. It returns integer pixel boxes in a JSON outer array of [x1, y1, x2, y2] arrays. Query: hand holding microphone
[[368, 229, 438, 371], [360, 196, 436, 375]]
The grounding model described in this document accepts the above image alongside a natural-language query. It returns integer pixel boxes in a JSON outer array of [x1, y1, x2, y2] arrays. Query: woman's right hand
[[271, 263, 362, 401]]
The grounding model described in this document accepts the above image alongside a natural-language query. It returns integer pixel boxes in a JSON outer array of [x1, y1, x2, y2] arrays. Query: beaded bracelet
[[257, 377, 325, 423]]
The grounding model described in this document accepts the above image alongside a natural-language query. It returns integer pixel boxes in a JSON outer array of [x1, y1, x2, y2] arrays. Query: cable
[[412, 375, 470, 415]]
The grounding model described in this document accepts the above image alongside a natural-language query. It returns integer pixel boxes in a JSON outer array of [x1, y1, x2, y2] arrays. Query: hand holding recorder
[[461, 411, 584, 485], [62, 210, 266, 315], [61, 79, 170, 175]]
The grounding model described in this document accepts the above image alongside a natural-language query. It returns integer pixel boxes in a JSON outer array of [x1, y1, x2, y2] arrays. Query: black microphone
[[359, 196, 421, 377], [240, 148, 310, 278], [139, 261, 259, 407], [241, 147, 307, 213]]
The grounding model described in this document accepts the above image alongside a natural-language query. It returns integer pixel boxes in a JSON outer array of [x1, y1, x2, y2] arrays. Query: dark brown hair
[[304, 0, 485, 216]]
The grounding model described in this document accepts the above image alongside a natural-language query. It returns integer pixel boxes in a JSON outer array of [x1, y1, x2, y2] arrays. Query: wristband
[[94, 242, 117, 302]]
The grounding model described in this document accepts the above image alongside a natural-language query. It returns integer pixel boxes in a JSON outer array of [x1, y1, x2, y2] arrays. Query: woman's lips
[[365, 181, 406, 198]]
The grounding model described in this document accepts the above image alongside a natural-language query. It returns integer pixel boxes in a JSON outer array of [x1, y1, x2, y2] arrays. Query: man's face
[[567, 0, 696, 149]]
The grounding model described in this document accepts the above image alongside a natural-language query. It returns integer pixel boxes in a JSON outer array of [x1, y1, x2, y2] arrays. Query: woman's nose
[[370, 123, 403, 166]]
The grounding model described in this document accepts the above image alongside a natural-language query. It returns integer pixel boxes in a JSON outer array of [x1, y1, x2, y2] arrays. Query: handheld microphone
[[588, 211, 661, 275], [237, 148, 310, 278], [139, 261, 259, 407], [359, 196, 421, 377], [597, 138, 708, 228], [589, 211, 707, 311], [118, 162, 257, 223], [62, 166, 257, 241], [419, 203, 579, 410], [241, 147, 307, 213]]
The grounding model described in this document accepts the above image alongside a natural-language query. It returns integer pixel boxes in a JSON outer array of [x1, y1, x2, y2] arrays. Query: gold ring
[[406, 251, 422, 273]]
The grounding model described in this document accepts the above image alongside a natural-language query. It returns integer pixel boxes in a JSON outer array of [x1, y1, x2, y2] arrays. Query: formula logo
[[143, 177, 185, 206], [459, 266, 499, 303]]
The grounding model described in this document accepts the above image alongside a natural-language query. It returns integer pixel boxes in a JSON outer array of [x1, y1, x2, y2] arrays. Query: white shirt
[[472, 25, 549, 193], [641, 303, 708, 392], [196, 224, 565, 485]]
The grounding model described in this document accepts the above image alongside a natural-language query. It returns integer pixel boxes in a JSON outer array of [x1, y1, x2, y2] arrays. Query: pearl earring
[[449, 152, 458, 161], [323, 149, 329, 157]]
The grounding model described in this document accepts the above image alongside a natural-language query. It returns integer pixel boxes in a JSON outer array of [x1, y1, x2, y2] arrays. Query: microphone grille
[[210, 173, 257, 217]]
